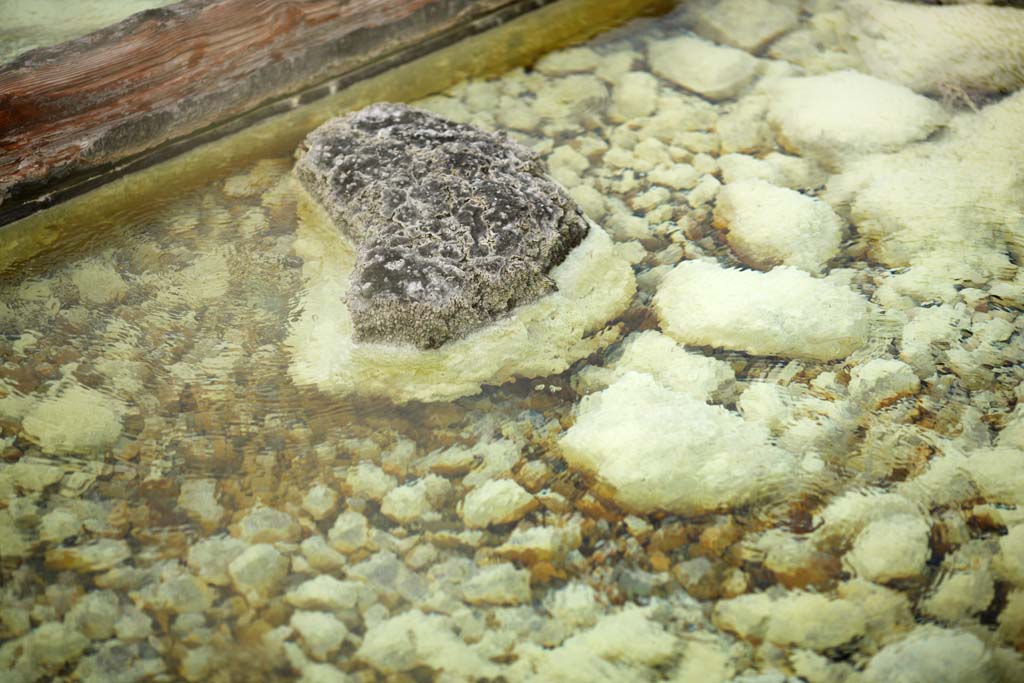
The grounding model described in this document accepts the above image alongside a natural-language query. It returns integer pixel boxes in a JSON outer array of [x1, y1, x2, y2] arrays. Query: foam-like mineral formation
[[653, 260, 871, 361], [847, 0, 1024, 95], [294, 103, 590, 349], [559, 372, 801, 514], [768, 70, 948, 167], [712, 178, 843, 273]]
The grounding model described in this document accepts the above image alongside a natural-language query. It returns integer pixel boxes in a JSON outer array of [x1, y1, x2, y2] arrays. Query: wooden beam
[[0, 0, 531, 221]]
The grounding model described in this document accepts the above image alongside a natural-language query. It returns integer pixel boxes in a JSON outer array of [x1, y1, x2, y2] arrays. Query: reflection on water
[[2, 1, 1024, 682]]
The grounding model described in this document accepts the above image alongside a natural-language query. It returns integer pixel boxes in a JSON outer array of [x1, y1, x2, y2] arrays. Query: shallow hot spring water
[[2, 2, 1024, 682]]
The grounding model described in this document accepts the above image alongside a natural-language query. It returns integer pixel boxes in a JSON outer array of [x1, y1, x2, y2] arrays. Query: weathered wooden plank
[[0, 0, 526, 217]]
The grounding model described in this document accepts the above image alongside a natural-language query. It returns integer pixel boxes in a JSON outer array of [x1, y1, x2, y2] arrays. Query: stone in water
[[294, 102, 589, 349]]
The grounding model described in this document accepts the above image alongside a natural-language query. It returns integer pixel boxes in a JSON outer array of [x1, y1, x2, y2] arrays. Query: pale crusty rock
[[847, 0, 1024, 95], [562, 606, 678, 664], [687, 174, 722, 208], [462, 563, 532, 605], [461, 439, 524, 488], [295, 662, 350, 683], [286, 575, 362, 611], [768, 70, 948, 168], [461, 479, 537, 528], [648, 163, 700, 190], [713, 179, 843, 273], [235, 505, 300, 544], [14, 622, 89, 676], [532, 74, 609, 126], [826, 90, 1024, 267], [1000, 590, 1024, 646], [672, 634, 737, 683], [45, 538, 130, 572], [534, 46, 601, 75], [648, 36, 759, 101], [299, 536, 347, 573], [713, 590, 866, 651], [180, 645, 219, 682], [991, 409, 1024, 450], [654, 260, 871, 361], [187, 535, 248, 586], [848, 358, 921, 407], [6, 460, 63, 491], [994, 524, 1024, 586], [287, 202, 635, 403], [862, 626, 995, 683], [66, 591, 119, 640], [737, 382, 792, 432], [568, 184, 606, 220], [896, 452, 978, 510], [302, 484, 339, 521], [544, 583, 602, 628], [838, 579, 918, 645], [509, 606, 678, 683], [228, 544, 290, 607], [38, 507, 83, 544], [717, 153, 825, 191], [496, 523, 582, 564], [609, 71, 660, 122], [575, 331, 735, 402], [294, 103, 589, 349], [328, 511, 369, 553], [594, 50, 638, 83], [291, 611, 348, 661], [20, 386, 123, 455], [682, 0, 799, 53], [177, 478, 224, 528], [899, 303, 971, 374], [560, 373, 800, 515], [920, 569, 996, 623], [812, 491, 924, 544], [137, 564, 214, 614], [69, 258, 129, 305], [845, 514, 931, 583], [716, 93, 774, 155], [114, 606, 154, 642], [968, 447, 1024, 505], [356, 609, 499, 677], [345, 463, 396, 502], [380, 475, 451, 524]]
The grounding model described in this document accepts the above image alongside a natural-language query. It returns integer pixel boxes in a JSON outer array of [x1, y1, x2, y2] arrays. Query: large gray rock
[[294, 103, 589, 349]]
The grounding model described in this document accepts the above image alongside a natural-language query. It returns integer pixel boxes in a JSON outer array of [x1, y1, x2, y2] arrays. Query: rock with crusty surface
[[294, 102, 589, 349]]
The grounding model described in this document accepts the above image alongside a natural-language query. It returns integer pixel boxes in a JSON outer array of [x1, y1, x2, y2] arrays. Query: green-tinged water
[[2, 1, 1023, 682]]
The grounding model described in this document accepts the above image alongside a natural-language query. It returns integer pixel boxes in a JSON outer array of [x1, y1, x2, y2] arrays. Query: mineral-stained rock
[[294, 102, 589, 349]]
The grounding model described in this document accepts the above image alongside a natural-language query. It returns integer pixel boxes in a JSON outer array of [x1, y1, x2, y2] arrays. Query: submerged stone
[[294, 102, 589, 349]]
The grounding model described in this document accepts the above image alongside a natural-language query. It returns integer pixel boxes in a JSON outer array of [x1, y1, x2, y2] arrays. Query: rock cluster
[[3, 0, 1024, 682]]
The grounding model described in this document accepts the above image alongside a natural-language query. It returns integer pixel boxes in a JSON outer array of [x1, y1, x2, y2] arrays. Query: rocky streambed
[[1, 1, 1024, 682]]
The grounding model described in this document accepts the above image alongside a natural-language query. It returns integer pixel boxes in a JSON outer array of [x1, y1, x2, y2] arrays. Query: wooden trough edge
[[0, 0, 555, 228]]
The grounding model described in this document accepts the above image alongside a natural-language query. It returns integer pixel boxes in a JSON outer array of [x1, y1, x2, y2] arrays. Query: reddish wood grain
[[0, 0, 516, 212]]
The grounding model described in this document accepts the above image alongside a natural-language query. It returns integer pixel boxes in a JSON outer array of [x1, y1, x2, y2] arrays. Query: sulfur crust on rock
[[20, 385, 124, 455], [653, 259, 872, 361], [847, 0, 1024, 96], [826, 89, 1024, 269], [286, 189, 635, 403], [560, 372, 802, 515]]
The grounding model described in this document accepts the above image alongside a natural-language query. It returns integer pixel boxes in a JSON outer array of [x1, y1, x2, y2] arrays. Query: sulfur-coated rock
[[847, 0, 1024, 95], [654, 260, 871, 361], [294, 102, 589, 349]]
